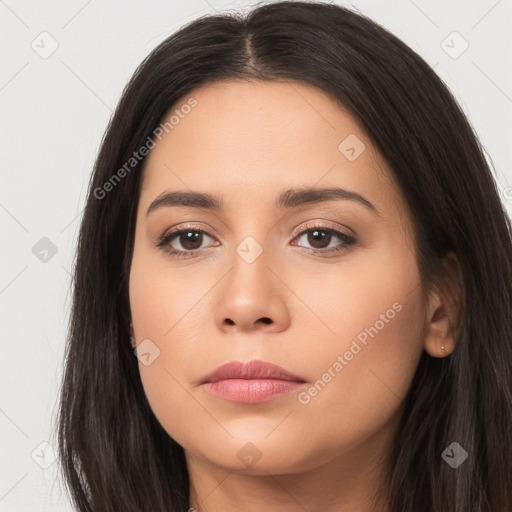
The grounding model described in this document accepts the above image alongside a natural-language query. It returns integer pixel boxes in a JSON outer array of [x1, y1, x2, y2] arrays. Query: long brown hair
[[57, 2, 512, 510]]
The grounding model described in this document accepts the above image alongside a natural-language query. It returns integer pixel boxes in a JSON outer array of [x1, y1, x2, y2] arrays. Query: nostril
[[259, 317, 272, 324]]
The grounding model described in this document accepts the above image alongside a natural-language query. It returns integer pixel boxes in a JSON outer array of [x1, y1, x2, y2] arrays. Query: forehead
[[139, 80, 403, 218]]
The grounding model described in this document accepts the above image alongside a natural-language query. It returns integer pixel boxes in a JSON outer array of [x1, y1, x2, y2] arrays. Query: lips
[[201, 360, 307, 404], [201, 359, 306, 384]]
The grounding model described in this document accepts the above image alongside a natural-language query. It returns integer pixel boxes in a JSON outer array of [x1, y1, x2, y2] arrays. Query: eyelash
[[156, 222, 358, 260]]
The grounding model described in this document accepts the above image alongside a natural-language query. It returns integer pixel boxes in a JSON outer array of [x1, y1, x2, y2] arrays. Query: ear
[[423, 252, 464, 358]]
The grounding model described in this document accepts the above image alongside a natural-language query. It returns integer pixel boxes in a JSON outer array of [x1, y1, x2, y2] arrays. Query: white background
[[1, 0, 511, 509]]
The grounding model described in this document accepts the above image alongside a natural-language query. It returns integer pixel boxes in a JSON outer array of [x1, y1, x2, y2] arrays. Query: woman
[[57, 2, 512, 511]]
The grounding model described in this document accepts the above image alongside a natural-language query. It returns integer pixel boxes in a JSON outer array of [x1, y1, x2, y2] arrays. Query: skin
[[128, 80, 462, 512]]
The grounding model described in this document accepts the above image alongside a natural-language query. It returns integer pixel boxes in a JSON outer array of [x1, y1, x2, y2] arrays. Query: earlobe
[[422, 252, 464, 358]]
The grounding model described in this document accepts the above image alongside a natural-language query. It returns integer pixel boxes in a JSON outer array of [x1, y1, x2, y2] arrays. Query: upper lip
[[201, 360, 306, 384]]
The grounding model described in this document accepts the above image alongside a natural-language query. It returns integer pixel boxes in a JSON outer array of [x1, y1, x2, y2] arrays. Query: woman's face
[[129, 80, 427, 475]]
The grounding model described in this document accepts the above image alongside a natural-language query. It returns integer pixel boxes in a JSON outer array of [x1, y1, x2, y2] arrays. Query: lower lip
[[204, 379, 306, 403]]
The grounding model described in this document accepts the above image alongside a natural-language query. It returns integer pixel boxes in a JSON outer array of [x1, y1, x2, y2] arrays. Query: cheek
[[128, 277, 203, 445], [128, 245, 222, 445], [128, 232, 208, 352], [290, 249, 425, 447]]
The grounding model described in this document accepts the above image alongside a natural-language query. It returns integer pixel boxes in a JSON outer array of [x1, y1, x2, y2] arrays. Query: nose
[[214, 247, 291, 334]]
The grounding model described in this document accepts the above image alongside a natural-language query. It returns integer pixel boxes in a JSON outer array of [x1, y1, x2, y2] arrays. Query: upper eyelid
[[293, 221, 354, 238], [161, 221, 353, 241]]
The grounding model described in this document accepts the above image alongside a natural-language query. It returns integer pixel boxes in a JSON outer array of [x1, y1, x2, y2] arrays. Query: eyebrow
[[146, 186, 379, 216]]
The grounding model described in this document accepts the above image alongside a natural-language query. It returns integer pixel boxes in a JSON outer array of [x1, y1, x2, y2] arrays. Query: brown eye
[[304, 228, 333, 249], [157, 228, 218, 258], [172, 230, 205, 251], [293, 226, 356, 254]]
